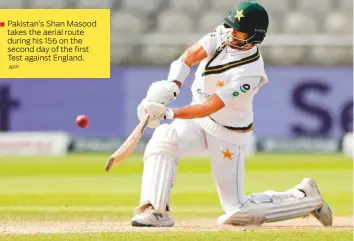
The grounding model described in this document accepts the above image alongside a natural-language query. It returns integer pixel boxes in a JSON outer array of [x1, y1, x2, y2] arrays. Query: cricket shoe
[[294, 178, 333, 226], [131, 204, 175, 227]]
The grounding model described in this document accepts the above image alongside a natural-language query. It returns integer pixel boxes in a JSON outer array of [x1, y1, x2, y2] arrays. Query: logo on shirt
[[197, 89, 212, 100], [232, 91, 239, 97], [240, 84, 250, 93]]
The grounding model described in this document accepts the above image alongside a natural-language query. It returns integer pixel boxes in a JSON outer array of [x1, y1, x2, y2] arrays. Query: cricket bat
[[105, 114, 150, 172]]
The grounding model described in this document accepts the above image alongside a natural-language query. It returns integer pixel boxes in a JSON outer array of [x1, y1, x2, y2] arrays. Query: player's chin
[[229, 43, 255, 51], [243, 43, 256, 50]]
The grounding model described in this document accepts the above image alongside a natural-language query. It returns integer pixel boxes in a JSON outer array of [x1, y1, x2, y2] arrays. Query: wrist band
[[167, 59, 190, 85], [164, 108, 174, 120]]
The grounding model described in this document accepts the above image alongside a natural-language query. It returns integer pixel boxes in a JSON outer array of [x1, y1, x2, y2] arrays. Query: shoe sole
[[131, 220, 155, 227], [131, 220, 174, 227]]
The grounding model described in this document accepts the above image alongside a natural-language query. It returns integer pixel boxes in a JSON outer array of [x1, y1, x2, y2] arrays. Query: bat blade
[[105, 115, 150, 172]]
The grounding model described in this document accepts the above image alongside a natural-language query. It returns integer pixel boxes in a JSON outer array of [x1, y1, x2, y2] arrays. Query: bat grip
[[141, 114, 151, 131]]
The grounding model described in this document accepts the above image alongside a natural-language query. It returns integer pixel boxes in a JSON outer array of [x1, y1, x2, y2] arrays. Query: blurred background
[[0, 0, 352, 156], [0, 1, 352, 234]]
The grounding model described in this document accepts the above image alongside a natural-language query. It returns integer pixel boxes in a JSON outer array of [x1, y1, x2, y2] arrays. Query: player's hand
[[144, 102, 174, 120], [146, 80, 180, 106], [137, 98, 162, 128]]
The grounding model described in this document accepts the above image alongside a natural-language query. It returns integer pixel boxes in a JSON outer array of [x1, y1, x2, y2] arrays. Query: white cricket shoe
[[295, 178, 333, 226], [131, 204, 175, 227]]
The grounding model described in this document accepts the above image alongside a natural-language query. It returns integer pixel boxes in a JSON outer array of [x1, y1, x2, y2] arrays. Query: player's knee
[[144, 124, 179, 160]]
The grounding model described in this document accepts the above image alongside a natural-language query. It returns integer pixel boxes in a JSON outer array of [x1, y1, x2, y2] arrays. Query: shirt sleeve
[[197, 30, 221, 57], [215, 76, 261, 106]]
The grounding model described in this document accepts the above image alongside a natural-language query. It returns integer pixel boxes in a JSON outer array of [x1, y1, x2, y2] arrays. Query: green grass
[[0, 153, 352, 240]]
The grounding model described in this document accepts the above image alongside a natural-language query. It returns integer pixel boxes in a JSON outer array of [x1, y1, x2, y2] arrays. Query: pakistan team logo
[[240, 84, 250, 93]]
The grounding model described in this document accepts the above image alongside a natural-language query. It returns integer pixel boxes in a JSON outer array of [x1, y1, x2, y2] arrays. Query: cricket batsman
[[132, 1, 333, 227]]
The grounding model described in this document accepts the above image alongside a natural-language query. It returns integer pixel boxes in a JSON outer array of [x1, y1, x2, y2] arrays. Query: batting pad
[[139, 124, 178, 213], [218, 195, 323, 226]]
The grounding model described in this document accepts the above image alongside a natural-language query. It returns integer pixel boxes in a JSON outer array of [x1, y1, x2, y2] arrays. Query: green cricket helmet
[[224, 1, 269, 47]]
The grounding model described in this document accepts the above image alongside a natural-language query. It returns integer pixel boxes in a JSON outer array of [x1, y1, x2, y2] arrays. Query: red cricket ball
[[76, 115, 89, 128]]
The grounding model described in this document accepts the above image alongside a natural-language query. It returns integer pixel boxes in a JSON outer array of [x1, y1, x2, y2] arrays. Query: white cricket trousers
[[171, 118, 250, 214]]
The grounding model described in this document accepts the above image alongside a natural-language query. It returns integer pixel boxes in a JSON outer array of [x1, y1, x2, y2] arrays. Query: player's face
[[229, 30, 255, 50]]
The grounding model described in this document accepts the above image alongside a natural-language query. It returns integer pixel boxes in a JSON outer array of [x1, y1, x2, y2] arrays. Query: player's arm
[[145, 93, 225, 120], [141, 30, 220, 115], [172, 95, 225, 119], [166, 76, 262, 119], [143, 42, 209, 105], [167, 29, 220, 88], [170, 43, 208, 88]]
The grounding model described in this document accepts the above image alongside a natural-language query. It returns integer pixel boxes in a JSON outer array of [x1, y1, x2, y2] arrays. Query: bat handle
[[141, 114, 151, 132]]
